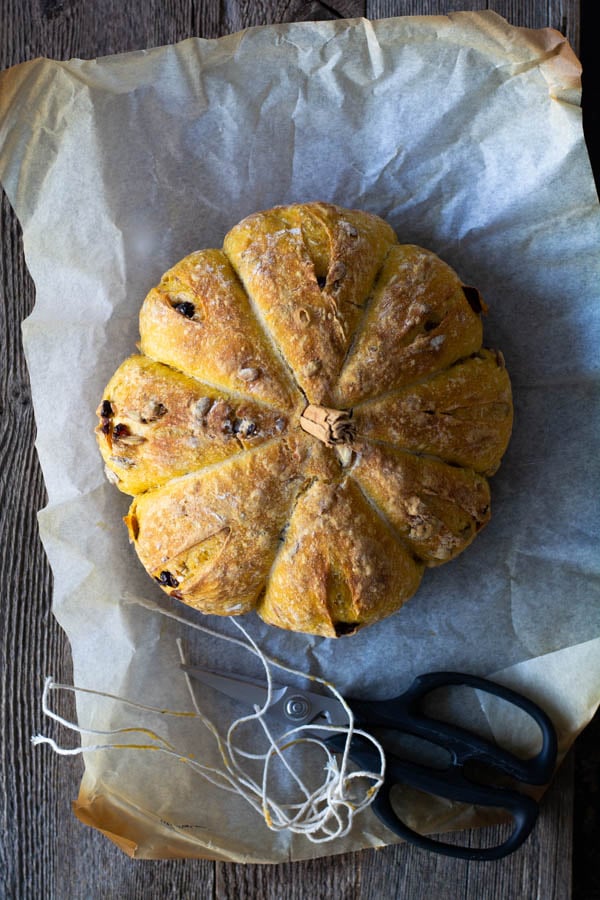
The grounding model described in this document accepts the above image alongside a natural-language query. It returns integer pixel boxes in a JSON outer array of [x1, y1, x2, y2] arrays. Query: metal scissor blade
[[181, 664, 282, 709], [181, 664, 348, 729]]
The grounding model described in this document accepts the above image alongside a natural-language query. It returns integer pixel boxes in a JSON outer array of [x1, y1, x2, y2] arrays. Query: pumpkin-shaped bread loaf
[[96, 203, 513, 637]]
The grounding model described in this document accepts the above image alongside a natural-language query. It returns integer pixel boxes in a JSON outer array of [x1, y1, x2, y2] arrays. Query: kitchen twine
[[32, 595, 386, 843]]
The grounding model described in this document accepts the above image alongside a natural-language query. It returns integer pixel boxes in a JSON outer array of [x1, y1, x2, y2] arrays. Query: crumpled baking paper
[[0, 10, 599, 861]]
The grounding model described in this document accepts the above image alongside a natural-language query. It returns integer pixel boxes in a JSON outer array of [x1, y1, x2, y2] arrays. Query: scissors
[[181, 665, 558, 861]]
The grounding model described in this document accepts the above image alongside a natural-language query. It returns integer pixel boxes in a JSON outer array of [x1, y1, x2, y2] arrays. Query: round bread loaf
[[96, 203, 512, 637]]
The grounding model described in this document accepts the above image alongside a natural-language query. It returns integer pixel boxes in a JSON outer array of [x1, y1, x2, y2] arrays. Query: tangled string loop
[[32, 597, 385, 843]]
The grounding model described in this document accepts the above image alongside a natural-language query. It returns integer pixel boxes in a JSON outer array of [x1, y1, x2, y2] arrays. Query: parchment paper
[[1, 11, 599, 862]]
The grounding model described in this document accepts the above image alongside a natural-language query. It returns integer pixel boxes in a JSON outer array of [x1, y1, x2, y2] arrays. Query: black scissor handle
[[327, 731, 540, 862], [349, 671, 557, 785], [329, 672, 558, 861], [374, 758, 540, 861]]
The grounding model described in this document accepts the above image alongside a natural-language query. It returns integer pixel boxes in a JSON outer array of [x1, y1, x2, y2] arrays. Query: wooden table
[[1, 2, 595, 898]]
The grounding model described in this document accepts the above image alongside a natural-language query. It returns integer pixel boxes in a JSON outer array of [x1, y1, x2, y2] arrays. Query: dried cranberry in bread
[[96, 203, 512, 637]]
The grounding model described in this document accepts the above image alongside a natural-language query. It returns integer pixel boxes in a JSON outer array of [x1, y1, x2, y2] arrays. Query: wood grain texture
[[0, 2, 589, 899], [366, 1, 579, 55]]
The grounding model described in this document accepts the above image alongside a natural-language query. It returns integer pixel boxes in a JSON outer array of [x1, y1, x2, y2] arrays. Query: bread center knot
[[299, 404, 355, 447]]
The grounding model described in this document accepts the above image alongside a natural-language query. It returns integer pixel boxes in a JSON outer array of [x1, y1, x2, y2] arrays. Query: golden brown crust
[[223, 203, 397, 405], [352, 350, 513, 476], [257, 478, 424, 638], [96, 355, 292, 494], [139, 249, 297, 409], [350, 442, 491, 565], [334, 245, 484, 406], [128, 439, 310, 615], [97, 203, 513, 637]]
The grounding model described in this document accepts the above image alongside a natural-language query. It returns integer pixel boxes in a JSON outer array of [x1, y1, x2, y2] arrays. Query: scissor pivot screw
[[285, 695, 311, 720]]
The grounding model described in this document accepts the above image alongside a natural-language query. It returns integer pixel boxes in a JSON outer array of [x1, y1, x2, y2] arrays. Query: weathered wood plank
[[487, 1, 580, 53], [366, 0, 491, 16], [219, 0, 366, 33], [215, 851, 363, 900], [366, 1, 580, 56]]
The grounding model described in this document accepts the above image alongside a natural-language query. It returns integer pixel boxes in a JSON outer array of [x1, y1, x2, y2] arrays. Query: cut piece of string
[[32, 594, 385, 843]]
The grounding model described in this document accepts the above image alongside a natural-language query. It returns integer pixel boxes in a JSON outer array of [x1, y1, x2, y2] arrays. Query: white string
[[32, 595, 386, 843]]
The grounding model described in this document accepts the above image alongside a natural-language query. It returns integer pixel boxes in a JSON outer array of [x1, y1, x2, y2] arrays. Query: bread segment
[[353, 351, 513, 476], [127, 440, 309, 615], [139, 249, 297, 409], [335, 245, 483, 406], [96, 355, 290, 495], [350, 442, 491, 564], [258, 478, 423, 637], [224, 203, 396, 405]]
